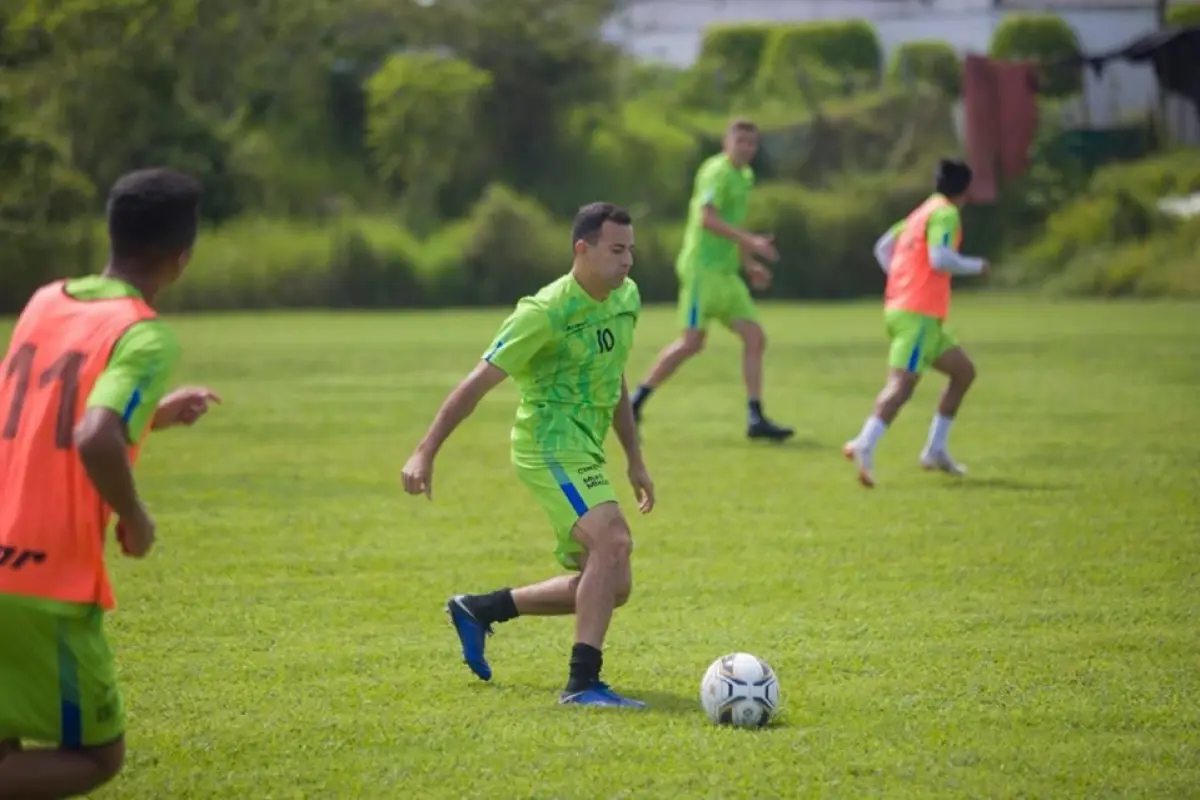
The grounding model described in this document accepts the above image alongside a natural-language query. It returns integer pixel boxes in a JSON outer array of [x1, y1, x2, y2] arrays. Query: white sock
[[927, 413, 954, 453], [856, 416, 888, 451]]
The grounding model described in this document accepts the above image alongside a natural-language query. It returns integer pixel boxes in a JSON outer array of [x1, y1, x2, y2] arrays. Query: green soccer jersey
[[482, 273, 640, 467], [66, 275, 182, 443], [676, 153, 755, 277]]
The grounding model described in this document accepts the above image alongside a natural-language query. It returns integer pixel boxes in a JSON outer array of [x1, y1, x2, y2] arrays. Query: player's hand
[[746, 263, 773, 291], [401, 451, 435, 499], [153, 387, 221, 430], [116, 505, 156, 558], [746, 234, 778, 263], [627, 461, 655, 514]]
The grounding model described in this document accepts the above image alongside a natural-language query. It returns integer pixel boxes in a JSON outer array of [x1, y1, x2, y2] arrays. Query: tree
[[365, 50, 491, 234]]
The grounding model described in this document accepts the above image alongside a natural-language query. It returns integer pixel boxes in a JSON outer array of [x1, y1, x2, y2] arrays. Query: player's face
[[586, 221, 634, 288], [726, 130, 758, 167]]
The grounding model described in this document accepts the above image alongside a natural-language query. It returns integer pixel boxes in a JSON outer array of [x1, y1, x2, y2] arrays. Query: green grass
[[5, 297, 1200, 798]]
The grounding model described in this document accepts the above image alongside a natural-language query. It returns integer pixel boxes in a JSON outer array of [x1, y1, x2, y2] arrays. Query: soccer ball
[[700, 652, 780, 728]]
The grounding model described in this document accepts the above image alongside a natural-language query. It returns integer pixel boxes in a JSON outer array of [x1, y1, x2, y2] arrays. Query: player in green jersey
[[630, 119, 794, 442], [400, 202, 655, 709]]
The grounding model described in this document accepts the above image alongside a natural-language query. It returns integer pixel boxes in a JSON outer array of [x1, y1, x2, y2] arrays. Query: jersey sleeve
[[482, 299, 551, 375], [697, 160, 735, 210], [925, 206, 962, 250], [86, 320, 182, 443]]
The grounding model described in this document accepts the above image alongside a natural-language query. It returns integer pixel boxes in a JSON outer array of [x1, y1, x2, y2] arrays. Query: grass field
[[5, 296, 1200, 798]]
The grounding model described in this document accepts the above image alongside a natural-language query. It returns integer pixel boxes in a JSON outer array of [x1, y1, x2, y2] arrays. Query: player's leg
[[725, 280, 792, 441], [447, 460, 634, 690], [843, 310, 929, 487], [920, 333, 975, 475], [0, 600, 126, 800], [630, 278, 708, 422], [558, 500, 643, 708]]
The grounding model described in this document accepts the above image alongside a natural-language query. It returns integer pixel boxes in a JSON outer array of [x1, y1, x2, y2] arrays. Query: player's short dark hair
[[106, 168, 202, 267], [935, 158, 973, 198], [727, 118, 759, 135], [571, 202, 632, 246]]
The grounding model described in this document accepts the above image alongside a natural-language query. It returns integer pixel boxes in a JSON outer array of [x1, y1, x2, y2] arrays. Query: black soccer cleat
[[747, 418, 794, 442]]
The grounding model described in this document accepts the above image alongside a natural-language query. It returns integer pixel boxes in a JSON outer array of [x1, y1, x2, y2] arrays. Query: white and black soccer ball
[[700, 652, 780, 728]]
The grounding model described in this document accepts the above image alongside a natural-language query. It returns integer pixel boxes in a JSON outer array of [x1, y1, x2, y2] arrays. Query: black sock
[[565, 643, 603, 693], [748, 399, 763, 424], [462, 589, 519, 626], [631, 384, 652, 411]]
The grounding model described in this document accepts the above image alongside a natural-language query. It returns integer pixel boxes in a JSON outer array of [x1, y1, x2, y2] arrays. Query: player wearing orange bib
[[843, 159, 988, 488], [0, 169, 219, 800]]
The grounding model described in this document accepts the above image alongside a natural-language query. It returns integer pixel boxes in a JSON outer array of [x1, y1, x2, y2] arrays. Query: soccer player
[[0, 168, 220, 799], [629, 118, 793, 442], [400, 202, 654, 709], [842, 158, 987, 488]]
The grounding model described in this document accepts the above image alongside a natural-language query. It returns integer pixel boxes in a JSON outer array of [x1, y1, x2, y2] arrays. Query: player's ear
[[572, 238, 588, 257]]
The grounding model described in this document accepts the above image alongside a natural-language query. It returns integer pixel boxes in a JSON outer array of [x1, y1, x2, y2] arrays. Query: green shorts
[[515, 457, 618, 570], [885, 308, 959, 374], [0, 594, 124, 748], [678, 271, 758, 330]]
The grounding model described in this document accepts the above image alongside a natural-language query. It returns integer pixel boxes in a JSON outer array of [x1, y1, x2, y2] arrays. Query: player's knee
[[739, 323, 766, 355], [591, 523, 632, 570], [679, 331, 706, 357], [85, 737, 126, 789], [957, 359, 977, 388], [887, 374, 917, 405]]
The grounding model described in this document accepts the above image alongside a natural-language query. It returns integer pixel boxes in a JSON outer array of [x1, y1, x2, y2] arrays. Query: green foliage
[[543, 102, 699, 219], [365, 51, 491, 233], [0, 1, 1190, 310], [423, 184, 566, 306], [167, 216, 424, 311], [1166, 3, 1200, 27], [989, 13, 1083, 98], [694, 23, 775, 99], [754, 20, 883, 104], [745, 169, 933, 299], [886, 41, 961, 98], [1044, 215, 1200, 298], [0, 88, 97, 312], [1005, 149, 1200, 293], [760, 89, 958, 188]]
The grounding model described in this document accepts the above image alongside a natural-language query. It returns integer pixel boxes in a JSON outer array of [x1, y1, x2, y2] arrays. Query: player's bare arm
[[75, 408, 155, 556], [152, 386, 222, 430], [614, 376, 654, 514], [401, 361, 508, 499], [702, 205, 778, 262]]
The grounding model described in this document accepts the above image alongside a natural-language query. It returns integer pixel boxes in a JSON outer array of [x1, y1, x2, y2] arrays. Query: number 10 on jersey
[[596, 328, 615, 354]]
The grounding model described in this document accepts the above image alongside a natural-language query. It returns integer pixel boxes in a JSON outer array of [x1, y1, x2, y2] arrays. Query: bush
[[754, 21, 883, 103], [541, 103, 700, 220], [1166, 3, 1200, 28], [989, 13, 1083, 98], [421, 184, 566, 307], [1045, 215, 1200, 298], [743, 169, 933, 299], [695, 24, 776, 99], [1005, 148, 1200, 288], [165, 216, 424, 311], [887, 41, 961, 98]]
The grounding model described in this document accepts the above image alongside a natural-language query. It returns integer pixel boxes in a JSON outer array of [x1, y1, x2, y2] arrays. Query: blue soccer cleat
[[559, 682, 647, 709], [446, 595, 492, 681]]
